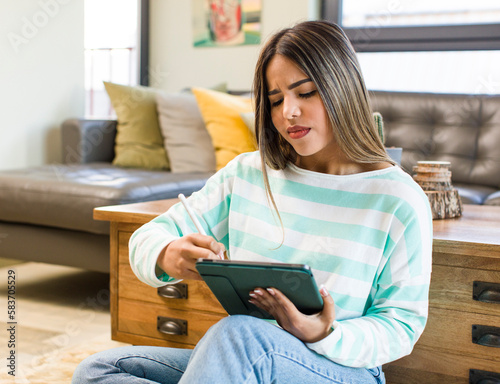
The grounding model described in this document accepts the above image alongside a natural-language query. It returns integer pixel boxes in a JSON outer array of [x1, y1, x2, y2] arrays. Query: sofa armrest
[[61, 118, 117, 164]]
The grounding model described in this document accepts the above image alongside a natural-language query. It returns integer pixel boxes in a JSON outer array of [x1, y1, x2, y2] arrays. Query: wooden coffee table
[[94, 202, 500, 384]]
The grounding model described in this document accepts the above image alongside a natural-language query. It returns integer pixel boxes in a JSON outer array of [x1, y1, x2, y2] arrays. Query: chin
[[292, 146, 322, 158]]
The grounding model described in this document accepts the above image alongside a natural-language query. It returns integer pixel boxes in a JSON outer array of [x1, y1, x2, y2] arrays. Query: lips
[[287, 126, 311, 139]]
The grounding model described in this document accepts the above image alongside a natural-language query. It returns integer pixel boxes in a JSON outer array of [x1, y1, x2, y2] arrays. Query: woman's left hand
[[249, 286, 335, 343]]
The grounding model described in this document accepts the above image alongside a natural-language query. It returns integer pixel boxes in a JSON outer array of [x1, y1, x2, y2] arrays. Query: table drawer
[[118, 298, 226, 346], [417, 307, 500, 361], [118, 231, 226, 314], [430, 265, 500, 316], [384, 344, 500, 384], [119, 260, 226, 313]]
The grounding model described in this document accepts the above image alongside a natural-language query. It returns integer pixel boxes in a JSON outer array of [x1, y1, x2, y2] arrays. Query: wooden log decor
[[413, 161, 462, 220]]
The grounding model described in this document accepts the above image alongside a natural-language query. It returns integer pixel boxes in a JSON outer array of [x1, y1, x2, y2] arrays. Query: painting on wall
[[192, 0, 262, 47]]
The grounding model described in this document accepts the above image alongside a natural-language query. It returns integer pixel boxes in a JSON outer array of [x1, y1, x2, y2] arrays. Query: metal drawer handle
[[470, 369, 500, 384], [472, 325, 500, 348], [157, 316, 187, 336], [157, 283, 188, 299], [473, 281, 500, 304]]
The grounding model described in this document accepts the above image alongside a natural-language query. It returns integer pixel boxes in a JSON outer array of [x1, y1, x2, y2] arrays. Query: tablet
[[195, 259, 324, 320]]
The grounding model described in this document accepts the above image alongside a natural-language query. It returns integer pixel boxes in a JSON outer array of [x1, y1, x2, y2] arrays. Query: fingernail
[[267, 288, 275, 296], [254, 289, 263, 296], [249, 293, 257, 298], [320, 284, 329, 297], [217, 251, 224, 260]]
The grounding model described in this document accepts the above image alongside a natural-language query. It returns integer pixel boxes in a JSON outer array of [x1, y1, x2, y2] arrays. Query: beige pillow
[[103, 81, 169, 170], [156, 91, 216, 173]]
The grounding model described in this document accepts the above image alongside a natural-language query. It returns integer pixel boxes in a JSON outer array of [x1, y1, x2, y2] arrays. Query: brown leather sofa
[[371, 90, 500, 206], [0, 119, 213, 272], [0, 91, 498, 272]]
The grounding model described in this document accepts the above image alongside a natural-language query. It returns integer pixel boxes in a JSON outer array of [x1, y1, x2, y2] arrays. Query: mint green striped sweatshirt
[[129, 151, 433, 369]]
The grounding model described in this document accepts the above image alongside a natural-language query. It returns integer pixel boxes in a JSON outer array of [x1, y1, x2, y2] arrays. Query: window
[[342, 0, 500, 28], [322, 0, 500, 94], [357, 50, 500, 94], [322, 0, 500, 52], [84, 0, 149, 117]]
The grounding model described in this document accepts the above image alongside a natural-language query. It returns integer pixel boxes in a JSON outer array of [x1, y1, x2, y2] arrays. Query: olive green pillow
[[104, 81, 169, 170]]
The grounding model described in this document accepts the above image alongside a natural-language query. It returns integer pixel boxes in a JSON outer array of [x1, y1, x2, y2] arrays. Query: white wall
[[0, 0, 84, 170], [149, 0, 319, 92], [0, 0, 314, 170]]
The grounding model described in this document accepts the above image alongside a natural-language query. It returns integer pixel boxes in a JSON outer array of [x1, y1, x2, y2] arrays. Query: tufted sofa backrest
[[370, 90, 500, 189]]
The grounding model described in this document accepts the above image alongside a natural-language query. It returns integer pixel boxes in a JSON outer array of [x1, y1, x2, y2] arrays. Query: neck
[[294, 146, 354, 175], [295, 152, 392, 175], [295, 158, 358, 175]]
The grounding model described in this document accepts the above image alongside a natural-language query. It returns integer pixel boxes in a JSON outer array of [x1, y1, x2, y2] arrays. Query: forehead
[[265, 54, 308, 86]]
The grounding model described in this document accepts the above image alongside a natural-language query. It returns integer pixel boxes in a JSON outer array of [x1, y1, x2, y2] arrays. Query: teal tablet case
[[195, 260, 324, 319]]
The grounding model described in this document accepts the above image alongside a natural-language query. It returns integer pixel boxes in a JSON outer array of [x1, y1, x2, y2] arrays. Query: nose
[[283, 97, 301, 120]]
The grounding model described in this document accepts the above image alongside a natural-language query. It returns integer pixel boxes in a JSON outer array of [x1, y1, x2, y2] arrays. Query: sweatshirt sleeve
[[129, 160, 237, 288], [306, 205, 433, 368]]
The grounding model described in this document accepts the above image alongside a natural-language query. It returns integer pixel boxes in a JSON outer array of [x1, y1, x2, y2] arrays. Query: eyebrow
[[267, 78, 312, 96]]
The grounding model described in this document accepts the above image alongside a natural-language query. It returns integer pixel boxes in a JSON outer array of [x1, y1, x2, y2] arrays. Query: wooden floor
[[0, 261, 129, 383]]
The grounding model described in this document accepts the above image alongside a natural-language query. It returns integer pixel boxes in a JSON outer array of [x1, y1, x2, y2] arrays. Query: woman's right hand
[[157, 234, 225, 280]]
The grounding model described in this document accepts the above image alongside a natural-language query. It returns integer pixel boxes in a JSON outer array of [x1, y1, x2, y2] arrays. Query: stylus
[[178, 193, 207, 236], [179, 194, 225, 260]]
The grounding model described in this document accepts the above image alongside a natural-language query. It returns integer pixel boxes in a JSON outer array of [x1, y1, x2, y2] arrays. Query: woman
[[73, 20, 432, 384]]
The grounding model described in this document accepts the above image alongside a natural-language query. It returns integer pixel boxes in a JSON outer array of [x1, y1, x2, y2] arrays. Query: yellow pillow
[[192, 88, 256, 170], [104, 81, 169, 170]]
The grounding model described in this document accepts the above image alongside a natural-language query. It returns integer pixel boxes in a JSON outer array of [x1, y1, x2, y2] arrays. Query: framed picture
[[192, 0, 262, 47]]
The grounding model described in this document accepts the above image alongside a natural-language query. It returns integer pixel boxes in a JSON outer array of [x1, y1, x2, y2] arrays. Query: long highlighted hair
[[252, 20, 394, 232]]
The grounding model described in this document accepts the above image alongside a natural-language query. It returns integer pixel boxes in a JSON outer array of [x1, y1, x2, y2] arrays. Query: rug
[[6, 337, 129, 384], [0, 262, 130, 384]]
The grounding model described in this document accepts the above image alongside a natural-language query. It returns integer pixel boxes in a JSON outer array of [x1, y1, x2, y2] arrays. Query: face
[[265, 54, 335, 161]]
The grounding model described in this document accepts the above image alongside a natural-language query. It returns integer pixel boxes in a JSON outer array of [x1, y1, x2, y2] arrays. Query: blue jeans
[[72, 315, 385, 384]]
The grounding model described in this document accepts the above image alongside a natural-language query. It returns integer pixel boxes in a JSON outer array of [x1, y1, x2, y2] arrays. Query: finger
[[266, 288, 297, 313], [209, 241, 225, 259], [187, 234, 225, 260], [171, 254, 203, 281], [250, 288, 291, 325], [263, 287, 304, 323], [265, 288, 302, 329], [248, 288, 273, 311], [249, 292, 280, 320], [177, 236, 219, 261], [183, 267, 204, 281], [319, 285, 336, 323]]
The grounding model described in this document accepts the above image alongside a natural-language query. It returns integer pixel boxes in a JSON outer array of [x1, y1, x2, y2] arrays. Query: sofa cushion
[[370, 91, 500, 189], [0, 222, 110, 272], [484, 190, 500, 206], [192, 88, 256, 170], [104, 82, 170, 170], [453, 183, 497, 205], [156, 91, 216, 173], [0, 163, 213, 235]]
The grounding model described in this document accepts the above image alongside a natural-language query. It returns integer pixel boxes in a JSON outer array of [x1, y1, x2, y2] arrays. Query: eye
[[299, 90, 317, 99], [270, 98, 283, 107]]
